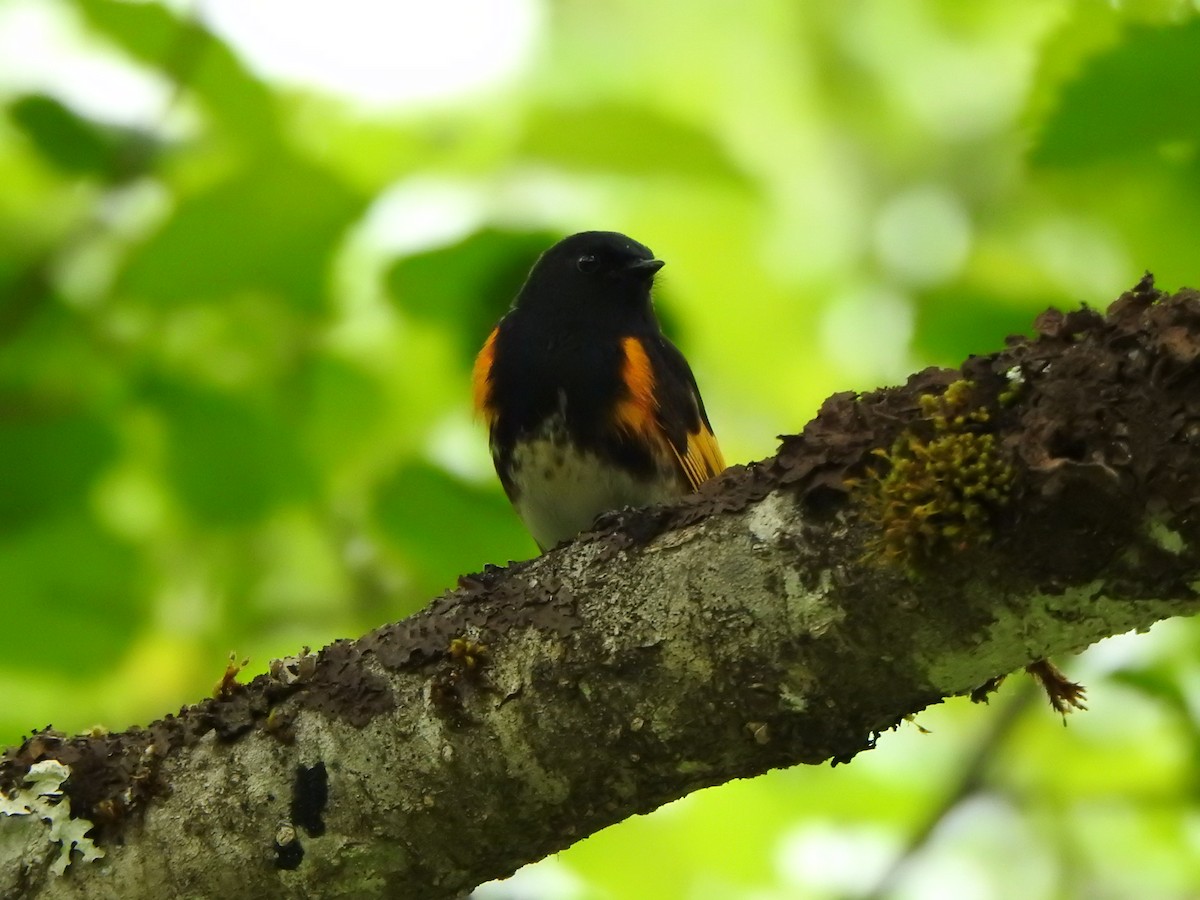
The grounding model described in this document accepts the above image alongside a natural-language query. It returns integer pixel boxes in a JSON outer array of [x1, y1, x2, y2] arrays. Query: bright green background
[[2, 1, 1199, 897]]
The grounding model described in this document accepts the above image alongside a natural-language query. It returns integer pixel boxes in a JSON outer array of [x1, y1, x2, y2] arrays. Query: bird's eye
[[576, 254, 598, 273]]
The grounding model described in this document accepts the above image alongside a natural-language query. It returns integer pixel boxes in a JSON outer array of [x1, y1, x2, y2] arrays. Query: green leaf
[[374, 462, 532, 593], [118, 155, 365, 313], [519, 104, 749, 183], [147, 379, 314, 526], [8, 94, 121, 177], [297, 353, 387, 470], [911, 285, 1041, 365], [0, 409, 117, 533], [1032, 19, 1200, 166], [0, 257, 52, 345], [0, 513, 145, 675], [74, 0, 280, 145], [1108, 666, 1192, 720], [73, 0, 179, 65], [385, 228, 558, 359]]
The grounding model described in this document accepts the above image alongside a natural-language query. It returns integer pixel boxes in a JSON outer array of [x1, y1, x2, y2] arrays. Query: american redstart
[[473, 231, 725, 551]]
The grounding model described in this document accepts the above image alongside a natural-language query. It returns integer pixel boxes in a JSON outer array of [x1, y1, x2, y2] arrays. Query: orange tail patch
[[672, 425, 725, 491]]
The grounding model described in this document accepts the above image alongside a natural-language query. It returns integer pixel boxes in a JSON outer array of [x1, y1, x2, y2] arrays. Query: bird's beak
[[625, 258, 665, 278]]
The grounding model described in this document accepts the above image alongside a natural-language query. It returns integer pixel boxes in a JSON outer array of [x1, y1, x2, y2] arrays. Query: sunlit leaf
[[73, 0, 178, 65], [188, 34, 282, 145], [519, 104, 749, 183], [118, 155, 365, 312], [74, 0, 279, 143]]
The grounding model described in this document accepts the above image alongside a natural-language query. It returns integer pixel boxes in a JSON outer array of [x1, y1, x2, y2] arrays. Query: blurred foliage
[[2, 0, 1199, 897]]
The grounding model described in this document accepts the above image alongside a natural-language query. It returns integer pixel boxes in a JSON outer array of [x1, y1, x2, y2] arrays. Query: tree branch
[[3, 278, 1199, 899]]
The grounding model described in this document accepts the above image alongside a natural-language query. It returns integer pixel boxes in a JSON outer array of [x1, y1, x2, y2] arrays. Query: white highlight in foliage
[[0, 760, 104, 876], [1026, 216, 1131, 300], [873, 184, 972, 286], [202, 0, 541, 108], [820, 283, 915, 383], [357, 178, 485, 257], [775, 822, 897, 894], [0, 0, 174, 126]]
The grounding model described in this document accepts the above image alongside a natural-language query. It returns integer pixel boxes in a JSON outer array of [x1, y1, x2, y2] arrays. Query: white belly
[[504, 433, 681, 551]]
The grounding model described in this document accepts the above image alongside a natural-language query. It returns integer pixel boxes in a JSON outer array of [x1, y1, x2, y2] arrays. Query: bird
[[472, 231, 725, 551]]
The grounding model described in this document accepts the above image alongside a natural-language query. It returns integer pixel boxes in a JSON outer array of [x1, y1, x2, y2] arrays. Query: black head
[[513, 231, 664, 323]]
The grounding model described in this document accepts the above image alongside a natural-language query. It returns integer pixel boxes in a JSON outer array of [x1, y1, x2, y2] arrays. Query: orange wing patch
[[614, 336, 659, 439], [472, 326, 499, 425], [614, 336, 726, 492]]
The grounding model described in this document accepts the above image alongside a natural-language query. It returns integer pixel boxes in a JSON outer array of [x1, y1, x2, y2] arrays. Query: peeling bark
[[3, 279, 1199, 899]]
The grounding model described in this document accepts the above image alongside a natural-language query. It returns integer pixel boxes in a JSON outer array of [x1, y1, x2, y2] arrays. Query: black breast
[[488, 311, 659, 479]]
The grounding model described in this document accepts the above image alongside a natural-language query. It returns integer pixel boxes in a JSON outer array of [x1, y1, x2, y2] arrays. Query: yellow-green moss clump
[[858, 380, 1015, 566]]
